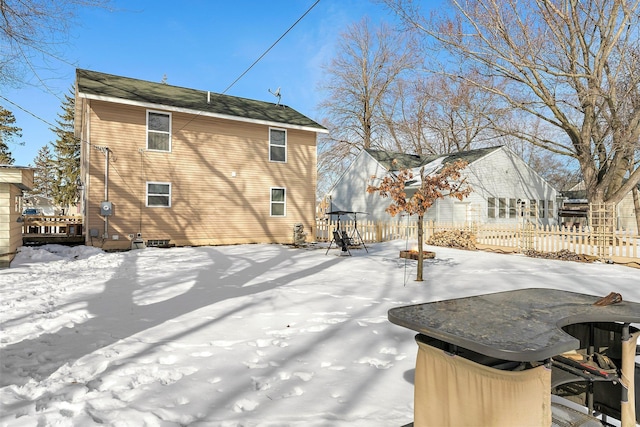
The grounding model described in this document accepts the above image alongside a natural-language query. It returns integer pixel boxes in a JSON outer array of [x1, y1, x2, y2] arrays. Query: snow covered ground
[[1, 240, 639, 426]]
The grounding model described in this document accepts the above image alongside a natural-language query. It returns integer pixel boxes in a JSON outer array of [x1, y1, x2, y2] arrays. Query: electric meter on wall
[[100, 201, 113, 216]]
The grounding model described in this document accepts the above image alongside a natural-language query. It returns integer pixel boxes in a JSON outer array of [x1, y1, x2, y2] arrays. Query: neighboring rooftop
[[76, 69, 327, 132], [366, 146, 502, 171]]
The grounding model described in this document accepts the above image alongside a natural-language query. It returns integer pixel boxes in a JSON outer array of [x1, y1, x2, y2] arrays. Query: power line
[[0, 95, 59, 129], [222, 0, 321, 94]]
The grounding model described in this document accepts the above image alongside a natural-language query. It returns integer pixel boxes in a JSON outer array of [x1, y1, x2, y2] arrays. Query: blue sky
[[3, 0, 402, 166]]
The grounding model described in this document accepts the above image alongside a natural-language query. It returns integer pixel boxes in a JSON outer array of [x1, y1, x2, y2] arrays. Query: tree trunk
[[632, 186, 640, 234], [417, 214, 424, 281]]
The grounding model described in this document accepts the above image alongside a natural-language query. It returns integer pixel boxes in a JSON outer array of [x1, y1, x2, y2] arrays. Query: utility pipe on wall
[[94, 145, 110, 239]]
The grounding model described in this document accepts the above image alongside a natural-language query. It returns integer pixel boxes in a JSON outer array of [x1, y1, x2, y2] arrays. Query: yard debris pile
[[522, 249, 596, 263], [427, 230, 476, 250]]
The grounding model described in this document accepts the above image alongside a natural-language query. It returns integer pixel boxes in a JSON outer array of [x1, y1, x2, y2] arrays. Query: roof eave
[[78, 92, 329, 134]]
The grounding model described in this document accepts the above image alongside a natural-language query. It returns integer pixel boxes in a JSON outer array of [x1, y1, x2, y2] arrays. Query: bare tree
[[0, 0, 109, 87], [317, 17, 420, 198], [318, 17, 419, 152], [381, 0, 640, 205], [383, 71, 503, 156]]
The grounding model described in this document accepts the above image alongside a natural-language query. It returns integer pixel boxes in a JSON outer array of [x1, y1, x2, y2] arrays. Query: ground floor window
[[271, 187, 286, 216], [487, 197, 496, 218], [147, 182, 171, 207], [509, 198, 517, 218], [498, 198, 507, 218]]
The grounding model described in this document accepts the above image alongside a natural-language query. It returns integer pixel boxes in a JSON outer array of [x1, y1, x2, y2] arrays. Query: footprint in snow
[[355, 357, 392, 369], [232, 398, 259, 413], [247, 339, 272, 348], [293, 371, 314, 381], [321, 362, 346, 371]]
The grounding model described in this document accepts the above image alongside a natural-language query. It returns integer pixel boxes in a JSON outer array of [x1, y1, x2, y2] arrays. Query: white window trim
[[269, 127, 287, 163], [146, 110, 172, 152], [270, 187, 286, 217], [146, 181, 172, 207]]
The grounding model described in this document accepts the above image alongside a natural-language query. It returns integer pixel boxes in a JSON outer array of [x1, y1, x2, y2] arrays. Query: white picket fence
[[315, 219, 640, 262]]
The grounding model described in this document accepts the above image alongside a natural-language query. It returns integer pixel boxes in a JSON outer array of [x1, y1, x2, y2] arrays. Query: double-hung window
[[498, 198, 507, 218], [271, 187, 286, 216], [269, 128, 286, 162], [147, 111, 171, 151], [509, 199, 516, 218], [530, 200, 537, 217], [487, 197, 496, 219], [147, 182, 171, 207]]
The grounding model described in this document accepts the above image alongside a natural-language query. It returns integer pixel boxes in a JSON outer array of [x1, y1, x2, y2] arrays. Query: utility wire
[[222, 0, 320, 94], [0, 94, 58, 129]]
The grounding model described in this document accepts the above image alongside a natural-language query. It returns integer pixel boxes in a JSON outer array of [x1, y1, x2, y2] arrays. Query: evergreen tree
[[51, 88, 80, 208], [0, 107, 20, 164], [31, 145, 56, 199]]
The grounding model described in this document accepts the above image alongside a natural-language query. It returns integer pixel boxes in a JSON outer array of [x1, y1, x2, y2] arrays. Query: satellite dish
[[268, 87, 282, 106]]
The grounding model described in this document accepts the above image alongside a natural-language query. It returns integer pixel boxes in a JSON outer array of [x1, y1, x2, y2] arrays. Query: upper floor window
[[269, 128, 286, 162], [147, 182, 171, 207], [147, 111, 171, 152], [271, 187, 286, 216]]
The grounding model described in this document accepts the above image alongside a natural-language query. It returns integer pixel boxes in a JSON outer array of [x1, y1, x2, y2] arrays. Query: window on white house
[[271, 187, 286, 216], [147, 182, 171, 207], [509, 199, 516, 218], [530, 200, 536, 217], [147, 111, 171, 151], [487, 197, 496, 218], [539, 200, 545, 218], [269, 128, 286, 162], [498, 198, 507, 218], [548, 200, 554, 218]]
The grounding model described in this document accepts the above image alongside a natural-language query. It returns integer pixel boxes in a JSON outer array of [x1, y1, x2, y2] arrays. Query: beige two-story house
[[75, 69, 327, 249]]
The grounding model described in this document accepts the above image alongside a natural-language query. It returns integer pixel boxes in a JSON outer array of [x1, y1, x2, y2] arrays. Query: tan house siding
[[83, 100, 318, 248], [0, 167, 34, 266]]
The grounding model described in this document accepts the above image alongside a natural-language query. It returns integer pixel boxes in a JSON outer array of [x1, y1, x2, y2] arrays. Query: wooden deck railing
[[22, 215, 83, 236]]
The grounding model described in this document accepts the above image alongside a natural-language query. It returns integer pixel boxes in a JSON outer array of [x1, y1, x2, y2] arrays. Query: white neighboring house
[[326, 146, 559, 226], [23, 195, 58, 216]]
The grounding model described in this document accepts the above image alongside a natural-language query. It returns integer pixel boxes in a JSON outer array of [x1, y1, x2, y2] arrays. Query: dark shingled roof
[[76, 69, 326, 132], [366, 146, 502, 171]]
